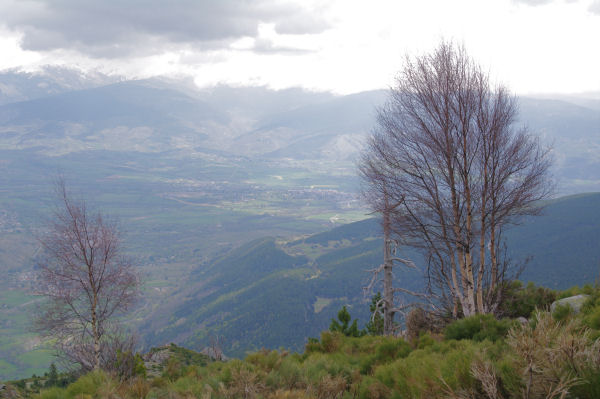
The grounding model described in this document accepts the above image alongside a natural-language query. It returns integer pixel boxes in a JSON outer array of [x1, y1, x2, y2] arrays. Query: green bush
[[444, 314, 513, 342], [305, 336, 321, 353], [374, 340, 478, 398], [357, 376, 392, 399], [416, 333, 435, 349], [499, 281, 557, 318], [320, 331, 342, 353], [266, 356, 306, 390], [246, 349, 284, 372], [167, 375, 204, 397], [373, 338, 411, 364], [29, 301, 600, 399], [162, 356, 183, 381], [34, 387, 65, 399], [552, 302, 573, 321], [34, 370, 118, 399], [558, 283, 598, 299], [584, 306, 600, 330]]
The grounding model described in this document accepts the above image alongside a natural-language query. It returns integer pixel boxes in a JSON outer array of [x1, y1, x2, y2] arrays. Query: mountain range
[[0, 67, 598, 379], [0, 68, 598, 192]]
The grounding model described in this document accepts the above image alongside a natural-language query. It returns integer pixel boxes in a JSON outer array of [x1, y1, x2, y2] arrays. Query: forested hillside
[[140, 192, 600, 357]]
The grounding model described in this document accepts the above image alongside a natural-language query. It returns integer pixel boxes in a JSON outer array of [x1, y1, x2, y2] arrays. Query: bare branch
[[359, 40, 552, 318], [34, 179, 140, 372]]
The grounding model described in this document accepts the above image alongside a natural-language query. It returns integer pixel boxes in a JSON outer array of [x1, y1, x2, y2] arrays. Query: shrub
[[416, 333, 436, 349], [584, 306, 600, 330], [266, 389, 312, 399], [320, 331, 342, 353], [314, 374, 347, 399], [444, 314, 513, 342], [66, 370, 116, 398], [114, 350, 147, 380], [558, 283, 598, 299], [305, 337, 322, 353], [373, 339, 411, 364], [162, 356, 183, 381], [374, 340, 478, 398], [121, 376, 151, 399], [362, 377, 391, 399], [219, 361, 265, 399], [266, 357, 306, 390], [246, 349, 285, 373], [358, 338, 412, 375], [551, 302, 573, 321], [167, 375, 204, 397], [506, 311, 600, 399], [405, 307, 433, 342], [34, 387, 65, 399], [498, 281, 557, 318]]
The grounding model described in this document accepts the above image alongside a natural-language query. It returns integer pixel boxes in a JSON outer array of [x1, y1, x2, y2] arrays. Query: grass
[[313, 297, 333, 314], [0, 290, 37, 307], [22, 311, 600, 399], [8, 284, 600, 398]]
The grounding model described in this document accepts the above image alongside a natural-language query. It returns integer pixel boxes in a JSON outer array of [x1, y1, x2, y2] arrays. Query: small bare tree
[[34, 179, 139, 371], [360, 41, 552, 317], [364, 202, 420, 336]]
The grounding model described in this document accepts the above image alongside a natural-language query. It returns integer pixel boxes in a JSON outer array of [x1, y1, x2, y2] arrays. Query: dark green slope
[[141, 219, 423, 357], [508, 192, 600, 288]]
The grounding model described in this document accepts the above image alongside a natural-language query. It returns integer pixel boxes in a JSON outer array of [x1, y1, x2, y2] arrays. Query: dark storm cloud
[[0, 0, 329, 58]]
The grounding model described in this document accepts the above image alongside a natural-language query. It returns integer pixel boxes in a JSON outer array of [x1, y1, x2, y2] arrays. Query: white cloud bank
[[0, 0, 598, 95]]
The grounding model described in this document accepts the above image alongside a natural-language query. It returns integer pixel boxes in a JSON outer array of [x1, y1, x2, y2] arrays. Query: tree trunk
[[91, 292, 100, 370], [383, 206, 394, 336]]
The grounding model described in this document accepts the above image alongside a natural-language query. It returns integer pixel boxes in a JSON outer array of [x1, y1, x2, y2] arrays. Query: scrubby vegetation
[[2, 284, 599, 399]]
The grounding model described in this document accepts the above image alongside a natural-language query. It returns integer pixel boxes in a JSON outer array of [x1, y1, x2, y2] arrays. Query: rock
[[200, 347, 228, 361], [516, 317, 529, 325], [550, 294, 590, 314]]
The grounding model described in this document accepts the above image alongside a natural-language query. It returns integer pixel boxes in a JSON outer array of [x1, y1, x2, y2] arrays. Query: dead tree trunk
[[383, 204, 395, 335]]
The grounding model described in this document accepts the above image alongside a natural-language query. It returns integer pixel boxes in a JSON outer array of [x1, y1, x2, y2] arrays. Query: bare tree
[[360, 42, 552, 317], [34, 179, 140, 371], [364, 202, 420, 335]]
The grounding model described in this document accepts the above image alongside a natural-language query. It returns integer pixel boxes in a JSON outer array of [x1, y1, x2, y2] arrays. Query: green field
[[0, 149, 368, 380]]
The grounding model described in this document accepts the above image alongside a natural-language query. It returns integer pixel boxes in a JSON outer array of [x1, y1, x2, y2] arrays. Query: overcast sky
[[0, 0, 598, 95]]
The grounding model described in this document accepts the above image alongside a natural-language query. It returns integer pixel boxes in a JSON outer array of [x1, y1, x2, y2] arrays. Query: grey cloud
[[274, 11, 330, 35], [252, 37, 312, 55], [589, 0, 600, 14], [0, 0, 329, 58]]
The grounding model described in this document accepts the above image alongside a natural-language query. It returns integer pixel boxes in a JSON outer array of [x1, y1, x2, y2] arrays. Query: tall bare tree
[[34, 179, 139, 371], [360, 42, 552, 317]]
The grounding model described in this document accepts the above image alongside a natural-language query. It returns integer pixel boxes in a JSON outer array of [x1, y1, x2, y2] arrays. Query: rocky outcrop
[[550, 294, 590, 314]]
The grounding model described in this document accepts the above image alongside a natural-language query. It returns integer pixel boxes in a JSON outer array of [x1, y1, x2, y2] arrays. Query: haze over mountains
[[0, 67, 599, 379], [0, 67, 598, 192]]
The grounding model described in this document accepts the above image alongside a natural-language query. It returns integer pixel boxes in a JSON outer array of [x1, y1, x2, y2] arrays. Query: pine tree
[[365, 292, 384, 335], [329, 306, 363, 337]]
